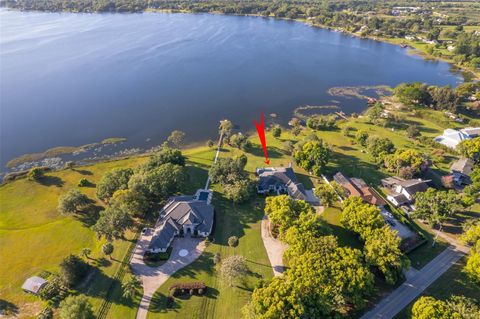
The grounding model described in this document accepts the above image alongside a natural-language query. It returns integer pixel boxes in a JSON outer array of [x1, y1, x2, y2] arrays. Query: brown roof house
[[333, 172, 386, 206], [381, 177, 430, 207]]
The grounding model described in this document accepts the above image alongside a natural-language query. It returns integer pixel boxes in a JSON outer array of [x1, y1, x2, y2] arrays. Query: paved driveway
[[261, 216, 287, 276], [130, 234, 206, 319]]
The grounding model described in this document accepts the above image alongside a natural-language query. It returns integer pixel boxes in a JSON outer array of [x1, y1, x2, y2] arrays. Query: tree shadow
[[92, 257, 112, 268], [149, 292, 180, 313], [0, 299, 18, 316], [75, 204, 102, 227], [39, 175, 64, 187], [73, 169, 93, 176], [246, 145, 285, 159]]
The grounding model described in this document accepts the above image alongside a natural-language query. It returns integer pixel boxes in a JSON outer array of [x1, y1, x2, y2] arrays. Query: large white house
[[434, 127, 479, 149], [147, 189, 214, 253]]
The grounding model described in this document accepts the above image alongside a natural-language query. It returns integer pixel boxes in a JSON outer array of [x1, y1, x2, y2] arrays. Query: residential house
[[461, 127, 480, 138], [382, 177, 430, 207], [147, 189, 214, 253], [450, 158, 474, 186], [333, 172, 386, 206], [256, 165, 319, 204], [434, 128, 471, 149]]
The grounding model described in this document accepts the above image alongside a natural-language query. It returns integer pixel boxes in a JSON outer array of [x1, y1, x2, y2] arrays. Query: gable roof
[[434, 129, 471, 148], [451, 158, 474, 175], [149, 196, 214, 250], [257, 167, 308, 201], [22, 276, 47, 294], [335, 172, 386, 206], [461, 127, 480, 137], [398, 179, 430, 195]]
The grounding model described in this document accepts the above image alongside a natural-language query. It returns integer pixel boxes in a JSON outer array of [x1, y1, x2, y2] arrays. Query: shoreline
[[2, 6, 477, 80]]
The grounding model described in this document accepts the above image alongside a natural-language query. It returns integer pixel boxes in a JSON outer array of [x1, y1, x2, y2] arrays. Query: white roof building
[[461, 127, 480, 138], [434, 129, 471, 149], [22, 276, 47, 294]]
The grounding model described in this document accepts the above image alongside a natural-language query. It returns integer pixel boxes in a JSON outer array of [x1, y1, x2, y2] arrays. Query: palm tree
[[102, 242, 114, 260], [122, 274, 142, 299]]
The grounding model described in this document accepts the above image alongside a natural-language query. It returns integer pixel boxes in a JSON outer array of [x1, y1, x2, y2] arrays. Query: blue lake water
[[0, 10, 462, 170]]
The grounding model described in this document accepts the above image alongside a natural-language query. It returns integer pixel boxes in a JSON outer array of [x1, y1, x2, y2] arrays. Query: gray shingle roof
[[450, 158, 474, 175], [257, 167, 308, 201], [148, 197, 214, 251]]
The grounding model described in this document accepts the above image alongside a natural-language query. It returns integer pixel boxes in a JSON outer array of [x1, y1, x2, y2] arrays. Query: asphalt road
[[361, 246, 464, 319]]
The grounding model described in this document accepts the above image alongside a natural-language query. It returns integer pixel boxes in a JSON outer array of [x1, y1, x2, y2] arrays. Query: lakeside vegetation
[[3, 0, 480, 78]]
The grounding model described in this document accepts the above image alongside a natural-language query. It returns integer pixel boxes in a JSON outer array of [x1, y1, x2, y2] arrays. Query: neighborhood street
[[361, 246, 464, 319]]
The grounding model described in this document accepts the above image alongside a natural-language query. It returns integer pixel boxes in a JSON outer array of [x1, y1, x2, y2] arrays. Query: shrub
[[28, 167, 45, 181], [168, 282, 206, 296], [38, 307, 53, 319], [166, 296, 174, 308], [78, 178, 91, 187]]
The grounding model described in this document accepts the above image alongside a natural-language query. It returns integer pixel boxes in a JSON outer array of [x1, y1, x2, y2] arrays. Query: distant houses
[[333, 172, 386, 206], [256, 165, 319, 204], [147, 189, 214, 253], [434, 127, 480, 149], [381, 177, 430, 207]]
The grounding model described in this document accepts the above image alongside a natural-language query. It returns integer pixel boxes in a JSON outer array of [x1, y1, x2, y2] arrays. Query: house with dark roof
[[256, 165, 307, 200], [450, 158, 474, 186], [147, 189, 214, 253], [333, 172, 386, 206], [381, 176, 430, 207]]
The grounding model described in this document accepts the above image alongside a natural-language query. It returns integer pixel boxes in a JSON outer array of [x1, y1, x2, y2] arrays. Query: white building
[[434, 128, 472, 149]]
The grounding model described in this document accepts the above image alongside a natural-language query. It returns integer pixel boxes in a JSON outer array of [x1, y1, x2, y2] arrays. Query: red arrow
[[253, 112, 270, 165]]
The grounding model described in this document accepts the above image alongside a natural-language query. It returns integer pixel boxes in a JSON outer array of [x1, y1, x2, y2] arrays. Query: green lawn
[[147, 194, 273, 319]]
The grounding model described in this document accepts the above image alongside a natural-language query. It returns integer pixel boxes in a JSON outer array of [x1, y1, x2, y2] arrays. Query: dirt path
[[261, 216, 287, 277]]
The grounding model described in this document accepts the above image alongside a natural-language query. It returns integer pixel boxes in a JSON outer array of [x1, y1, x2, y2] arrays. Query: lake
[[0, 10, 462, 171]]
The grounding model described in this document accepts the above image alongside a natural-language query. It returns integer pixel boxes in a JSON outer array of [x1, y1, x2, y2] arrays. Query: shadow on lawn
[[39, 175, 64, 187], [246, 145, 286, 159], [171, 252, 216, 279], [0, 299, 18, 316], [212, 193, 264, 246], [149, 286, 220, 314]]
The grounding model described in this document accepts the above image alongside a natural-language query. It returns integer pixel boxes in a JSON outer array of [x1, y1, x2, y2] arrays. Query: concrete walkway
[[361, 246, 464, 319], [131, 234, 206, 319], [261, 216, 287, 276]]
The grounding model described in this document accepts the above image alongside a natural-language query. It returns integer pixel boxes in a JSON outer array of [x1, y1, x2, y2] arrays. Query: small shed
[[22, 276, 47, 294]]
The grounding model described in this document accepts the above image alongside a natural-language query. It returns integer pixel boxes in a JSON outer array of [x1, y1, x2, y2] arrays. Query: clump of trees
[[306, 115, 337, 130], [28, 167, 45, 181], [458, 137, 480, 164], [209, 155, 253, 204], [57, 189, 90, 214], [59, 254, 90, 287], [412, 295, 480, 319], [59, 295, 94, 319], [293, 139, 331, 176], [461, 221, 480, 283], [393, 83, 460, 113], [221, 255, 249, 286], [341, 197, 407, 284], [96, 167, 133, 201], [313, 181, 344, 207], [412, 188, 461, 230], [167, 130, 186, 147], [383, 149, 428, 178], [228, 133, 252, 151]]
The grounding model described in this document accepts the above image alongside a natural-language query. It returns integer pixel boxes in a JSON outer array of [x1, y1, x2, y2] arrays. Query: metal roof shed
[[21, 276, 47, 294]]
